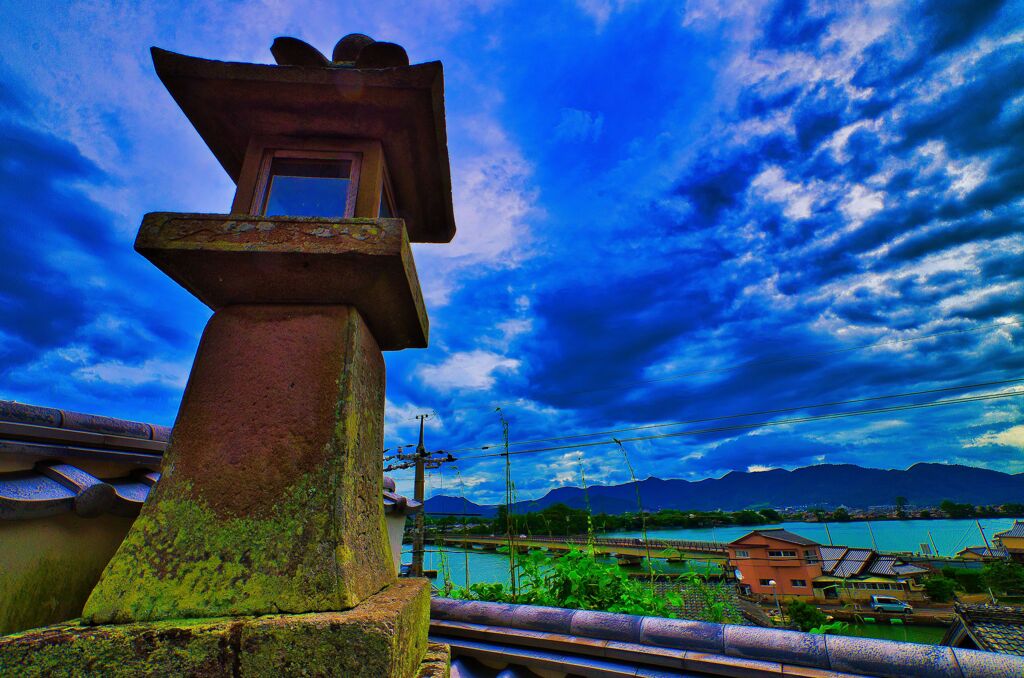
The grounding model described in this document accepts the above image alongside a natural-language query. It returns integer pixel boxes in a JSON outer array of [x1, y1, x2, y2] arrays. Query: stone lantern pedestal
[[0, 215, 445, 676]]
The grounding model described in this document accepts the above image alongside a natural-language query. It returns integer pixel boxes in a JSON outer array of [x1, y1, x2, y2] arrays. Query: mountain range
[[423, 463, 1024, 517]]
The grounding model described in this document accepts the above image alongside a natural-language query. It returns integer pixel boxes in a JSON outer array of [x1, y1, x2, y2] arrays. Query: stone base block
[[417, 643, 451, 678], [0, 579, 432, 678]]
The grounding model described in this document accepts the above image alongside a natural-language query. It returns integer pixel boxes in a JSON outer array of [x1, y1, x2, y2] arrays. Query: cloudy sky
[[1, 0, 1022, 504]]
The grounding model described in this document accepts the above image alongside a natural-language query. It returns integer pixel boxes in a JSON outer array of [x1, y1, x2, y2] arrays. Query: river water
[[599, 516, 1022, 556], [407, 517, 1021, 589]]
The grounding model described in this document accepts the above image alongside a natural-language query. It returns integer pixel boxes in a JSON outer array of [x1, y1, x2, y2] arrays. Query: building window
[[791, 579, 807, 587], [768, 550, 797, 558], [257, 151, 360, 218], [804, 549, 818, 563], [734, 550, 750, 558], [759, 579, 773, 586]]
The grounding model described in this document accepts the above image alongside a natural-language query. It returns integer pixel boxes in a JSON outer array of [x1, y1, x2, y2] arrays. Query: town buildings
[[727, 529, 823, 599], [993, 520, 1024, 563], [728, 529, 928, 603]]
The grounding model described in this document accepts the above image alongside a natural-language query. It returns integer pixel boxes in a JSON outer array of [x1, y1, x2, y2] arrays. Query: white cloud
[[74, 358, 190, 389], [966, 425, 1024, 450], [415, 115, 538, 306], [750, 166, 817, 220], [840, 185, 885, 224], [417, 350, 521, 391], [747, 464, 775, 472], [496, 318, 533, 343], [575, 0, 639, 29]]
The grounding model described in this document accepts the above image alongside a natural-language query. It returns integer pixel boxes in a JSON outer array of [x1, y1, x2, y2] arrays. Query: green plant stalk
[[452, 464, 472, 591], [614, 439, 655, 582], [577, 454, 596, 553], [497, 408, 517, 598]]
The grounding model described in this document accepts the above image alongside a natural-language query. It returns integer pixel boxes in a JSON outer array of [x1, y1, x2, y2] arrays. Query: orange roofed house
[[728, 529, 822, 599]]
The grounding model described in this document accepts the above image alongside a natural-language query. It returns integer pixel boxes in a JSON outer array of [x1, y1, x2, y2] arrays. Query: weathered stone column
[[82, 214, 424, 623]]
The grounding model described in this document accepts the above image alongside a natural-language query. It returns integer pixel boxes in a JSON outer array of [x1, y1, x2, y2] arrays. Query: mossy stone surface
[[83, 306, 394, 623], [1, 579, 431, 678], [417, 642, 451, 678]]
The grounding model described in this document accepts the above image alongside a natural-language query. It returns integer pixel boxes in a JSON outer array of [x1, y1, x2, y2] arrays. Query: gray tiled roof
[[947, 604, 1024, 656], [831, 548, 873, 577], [819, 545, 847, 573], [869, 555, 899, 577], [734, 528, 819, 546], [959, 546, 1009, 558], [994, 520, 1024, 539], [433, 598, 1024, 677]]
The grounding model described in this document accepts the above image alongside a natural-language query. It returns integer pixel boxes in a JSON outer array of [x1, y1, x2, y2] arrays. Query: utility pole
[[410, 414, 429, 577], [977, 519, 992, 554]]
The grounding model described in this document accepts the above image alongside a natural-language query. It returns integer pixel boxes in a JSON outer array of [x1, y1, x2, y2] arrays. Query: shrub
[[923, 576, 958, 602], [984, 561, 1024, 595], [786, 598, 827, 632], [448, 547, 746, 622]]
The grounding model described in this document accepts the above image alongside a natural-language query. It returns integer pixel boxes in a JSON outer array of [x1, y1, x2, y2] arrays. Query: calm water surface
[[601, 517, 1022, 556]]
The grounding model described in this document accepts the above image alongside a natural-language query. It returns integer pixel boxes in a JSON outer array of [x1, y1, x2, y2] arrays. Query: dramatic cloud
[[2, 0, 1021, 503]]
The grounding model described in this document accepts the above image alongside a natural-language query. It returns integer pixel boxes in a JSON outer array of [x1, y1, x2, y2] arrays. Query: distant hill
[[424, 463, 1024, 516], [423, 494, 497, 518]]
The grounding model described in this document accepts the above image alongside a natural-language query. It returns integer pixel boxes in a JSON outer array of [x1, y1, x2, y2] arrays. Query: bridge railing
[[432, 533, 729, 554]]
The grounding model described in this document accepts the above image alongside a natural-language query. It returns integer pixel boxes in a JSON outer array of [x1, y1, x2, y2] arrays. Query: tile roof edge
[[0, 400, 171, 443], [430, 597, 1024, 677]]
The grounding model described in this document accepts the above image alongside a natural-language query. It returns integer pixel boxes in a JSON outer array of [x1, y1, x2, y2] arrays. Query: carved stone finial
[[270, 34, 409, 69]]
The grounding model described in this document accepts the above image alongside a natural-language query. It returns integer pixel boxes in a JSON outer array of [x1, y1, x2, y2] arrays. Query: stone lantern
[[0, 35, 453, 677]]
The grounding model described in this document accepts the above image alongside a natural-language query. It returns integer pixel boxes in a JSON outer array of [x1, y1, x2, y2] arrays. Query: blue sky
[[1, 1, 1022, 504]]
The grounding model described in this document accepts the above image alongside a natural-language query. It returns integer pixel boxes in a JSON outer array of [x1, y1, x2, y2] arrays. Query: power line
[[411, 318, 1023, 421], [454, 389, 1024, 461], [436, 376, 1024, 455]]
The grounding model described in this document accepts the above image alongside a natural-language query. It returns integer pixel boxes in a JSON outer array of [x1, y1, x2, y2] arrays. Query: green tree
[[923, 576, 959, 602], [895, 496, 908, 518], [984, 561, 1024, 595], [759, 508, 782, 523], [940, 500, 975, 519], [831, 508, 851, 522], [786, 599, 827, 632]]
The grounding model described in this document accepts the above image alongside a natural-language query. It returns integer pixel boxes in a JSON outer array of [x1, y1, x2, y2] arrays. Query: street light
[[768, 579, 784, 622]]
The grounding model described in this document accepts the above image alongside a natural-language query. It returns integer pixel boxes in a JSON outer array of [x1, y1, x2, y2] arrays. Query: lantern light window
[[257, 151, 360, 218]]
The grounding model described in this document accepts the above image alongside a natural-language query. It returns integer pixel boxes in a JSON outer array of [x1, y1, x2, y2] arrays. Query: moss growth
[[1, 580, 431, 678], [0, 616, 237, 677], [417, 643, 451, 678], [83, 470, 391, 623]]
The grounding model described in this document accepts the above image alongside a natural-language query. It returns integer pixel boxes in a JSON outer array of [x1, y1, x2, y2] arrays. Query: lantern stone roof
[[151, 34, 456, 244]]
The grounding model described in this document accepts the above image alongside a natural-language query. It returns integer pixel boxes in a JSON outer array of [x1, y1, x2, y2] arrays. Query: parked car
[[869, 595, 913, 613]]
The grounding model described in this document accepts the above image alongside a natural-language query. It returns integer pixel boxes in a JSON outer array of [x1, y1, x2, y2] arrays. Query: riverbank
[[600, 516, 1023, 555]]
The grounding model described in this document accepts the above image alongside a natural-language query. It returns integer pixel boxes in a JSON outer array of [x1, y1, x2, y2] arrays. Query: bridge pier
[[615, 554, 643, 567]]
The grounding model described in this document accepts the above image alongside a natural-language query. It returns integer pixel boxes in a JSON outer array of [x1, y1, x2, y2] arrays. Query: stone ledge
[[1, 579, 430, 678], [135, 213, 428, 350]]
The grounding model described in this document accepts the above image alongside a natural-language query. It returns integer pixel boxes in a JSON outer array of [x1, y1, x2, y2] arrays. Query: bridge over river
[[426, 534, 730, 566]]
